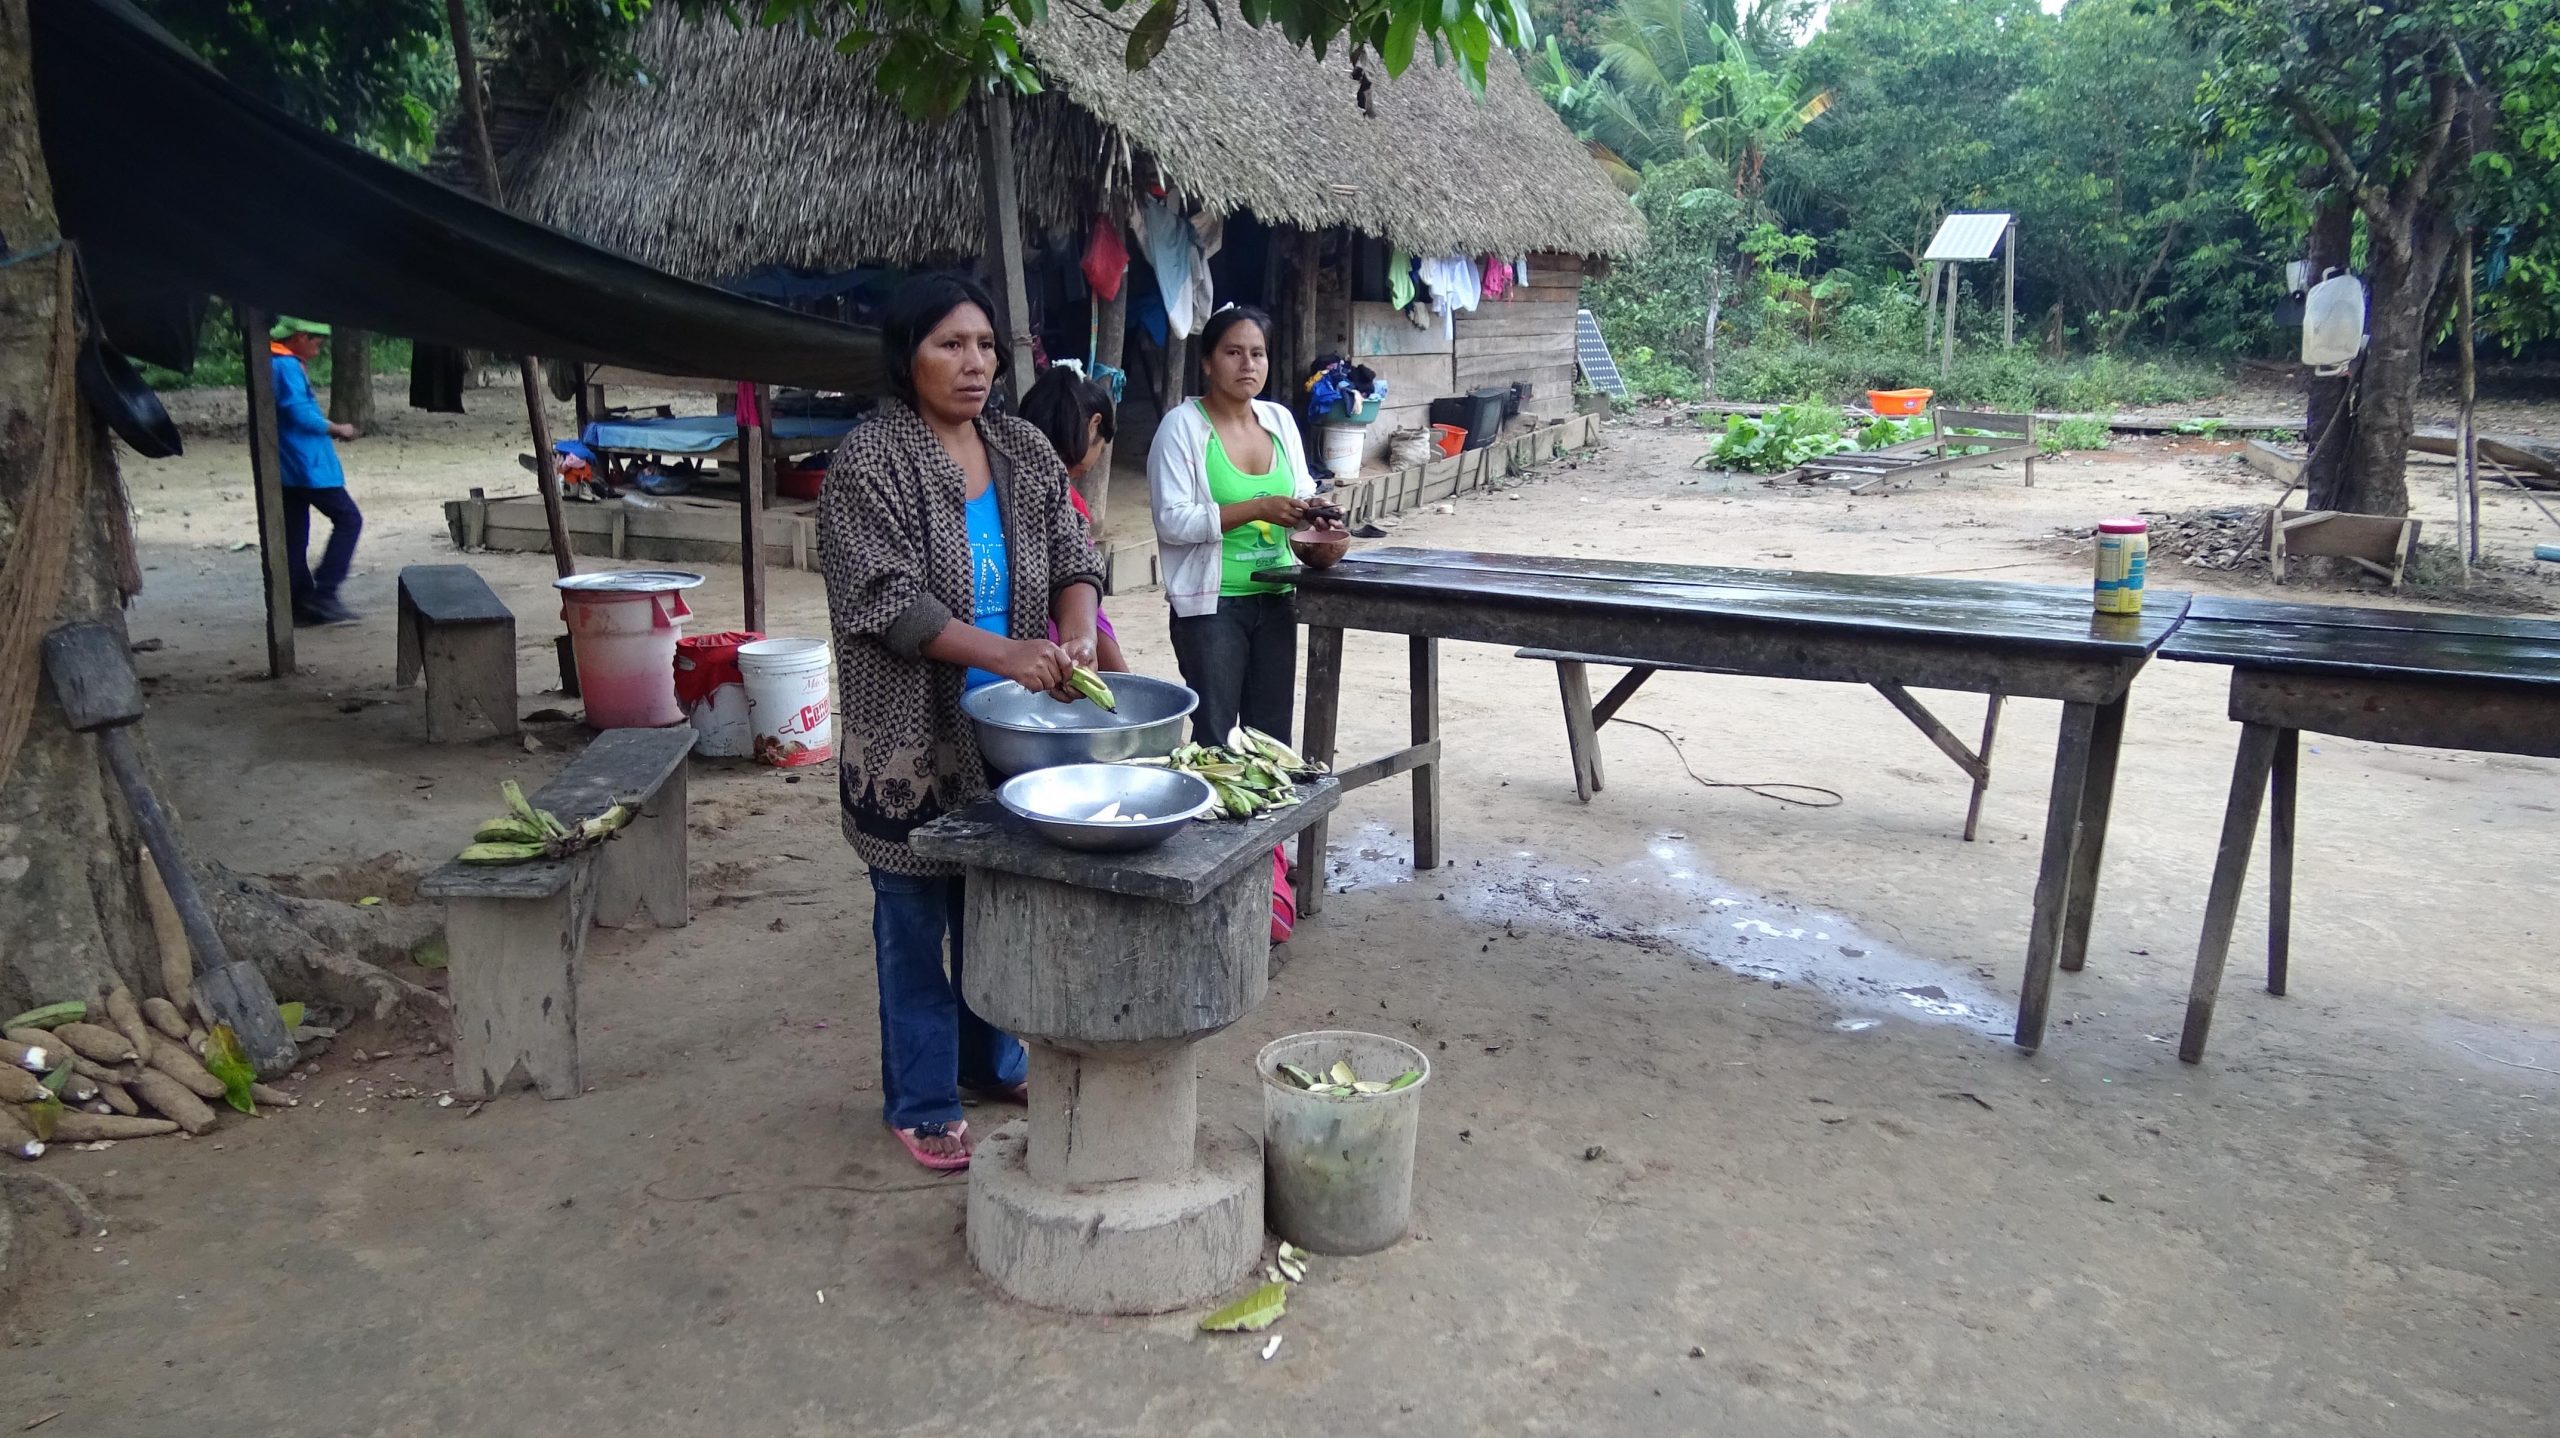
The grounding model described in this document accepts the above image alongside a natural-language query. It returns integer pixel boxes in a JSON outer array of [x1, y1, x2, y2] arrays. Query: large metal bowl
[[998, 764, 1218, 852], [963, 672, 1197, 776]]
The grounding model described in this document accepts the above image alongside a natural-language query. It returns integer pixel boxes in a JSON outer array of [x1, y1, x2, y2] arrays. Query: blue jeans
[[866, 869, 1025, 1129], [283, 485, 362, 610]]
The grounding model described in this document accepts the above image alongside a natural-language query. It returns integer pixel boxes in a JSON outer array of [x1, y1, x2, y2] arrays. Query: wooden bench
[[420, 728, 695, 1099], [396, 565, 519, 742], [1519, 648, 2005, 840], [2269, 506, 2421, 586]]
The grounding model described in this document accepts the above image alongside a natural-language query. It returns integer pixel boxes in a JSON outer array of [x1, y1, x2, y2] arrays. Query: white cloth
[[1417, 254, 1482, 339], [1187, 211, 1225, 338], [1146, 398, 1319, 618], [1139, 198, 1206, 337]]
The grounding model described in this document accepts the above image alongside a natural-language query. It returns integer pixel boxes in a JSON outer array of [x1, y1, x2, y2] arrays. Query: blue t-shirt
[[962, 484, 1012, 690], [270, 354, 345, 489]]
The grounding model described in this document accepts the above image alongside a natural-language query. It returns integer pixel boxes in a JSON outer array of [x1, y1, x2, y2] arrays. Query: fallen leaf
[[356, 896, 383, 908], [1198, 1281, 1287, 1333]]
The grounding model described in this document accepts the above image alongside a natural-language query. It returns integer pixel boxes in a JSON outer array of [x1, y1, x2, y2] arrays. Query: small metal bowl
[[964, 672, 1197, 776], [998, 764, 1218, 851]]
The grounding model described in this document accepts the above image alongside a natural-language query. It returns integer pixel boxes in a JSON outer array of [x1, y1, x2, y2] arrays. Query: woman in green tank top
[[1146, 305, 1321, 745]]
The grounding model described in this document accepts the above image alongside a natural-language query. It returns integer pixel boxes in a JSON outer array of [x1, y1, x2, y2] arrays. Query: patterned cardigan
[[817, 399, 1104, 874]]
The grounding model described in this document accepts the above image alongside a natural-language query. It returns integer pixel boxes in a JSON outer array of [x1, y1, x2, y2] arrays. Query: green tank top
[[1200, 403, 1293, 597]]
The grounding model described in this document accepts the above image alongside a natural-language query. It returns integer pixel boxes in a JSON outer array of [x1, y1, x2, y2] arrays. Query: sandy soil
[[4, 380, 2557, 1437]]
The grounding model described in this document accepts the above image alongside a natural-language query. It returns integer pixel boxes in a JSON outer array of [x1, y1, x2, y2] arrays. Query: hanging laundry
[[1388, 248, 1415, 310], [1138, 197, 1207, 337], [1186, 210, 1225, 337], [1512, 254, 1530, 288], [1480, 255, 1511, 300], [1081, 214, 1128, 302], [1416, 254, 1482, 339]]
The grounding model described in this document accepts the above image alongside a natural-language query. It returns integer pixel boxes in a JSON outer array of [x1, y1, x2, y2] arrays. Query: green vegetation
[[1546, 0, 2559, 519], [2041, 418, 2111, 457]]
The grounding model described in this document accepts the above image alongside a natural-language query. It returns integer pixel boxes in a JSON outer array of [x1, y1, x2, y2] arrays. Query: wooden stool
[[420, 728, 694, 1099], [396, 564, 518, 743]]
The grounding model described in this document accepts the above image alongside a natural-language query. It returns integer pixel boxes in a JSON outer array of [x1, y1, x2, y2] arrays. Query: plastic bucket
[[1430, 423, 1466, 458], [557, 572, 701, 729], [1868, 388, 1933, 417], [1320, 423, 1368, 477], [1258, 1030, 1430, 1255], [738, 637, 833, 767], [675, 630, 762, 757]]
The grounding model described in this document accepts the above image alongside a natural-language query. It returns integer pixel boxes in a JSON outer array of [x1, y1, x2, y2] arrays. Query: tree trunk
[[2300, 193, 2357, 510], [1698, 272, 1723, 399], [328, 327, 375, 431], [2335, 221, 2456, 519], [0, 0, 447, 1028]]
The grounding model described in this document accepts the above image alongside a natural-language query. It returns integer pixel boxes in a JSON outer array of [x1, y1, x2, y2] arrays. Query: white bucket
[[738, 637, 833, 767], [1321, 423, 1369, 478], [688, 684, 754, 757]]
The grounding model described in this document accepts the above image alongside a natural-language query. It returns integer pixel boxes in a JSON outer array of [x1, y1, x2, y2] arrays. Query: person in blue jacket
[[267, 317, 364, 625]]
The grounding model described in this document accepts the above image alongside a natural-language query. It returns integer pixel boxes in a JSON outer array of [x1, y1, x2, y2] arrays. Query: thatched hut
[[502, 6, 1640, 462]]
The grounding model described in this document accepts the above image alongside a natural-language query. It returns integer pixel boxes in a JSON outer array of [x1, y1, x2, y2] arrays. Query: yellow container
[[2094, 518, 2149, 614]]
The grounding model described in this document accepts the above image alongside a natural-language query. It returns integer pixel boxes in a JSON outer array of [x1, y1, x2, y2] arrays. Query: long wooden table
[[2160, 595, 2560, 1061], [1268, 549, 2190, 1050]]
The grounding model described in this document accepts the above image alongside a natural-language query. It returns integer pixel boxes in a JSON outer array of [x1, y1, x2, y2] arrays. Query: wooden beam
[[2003, 221, 2017, 349], [1940, 263, 1958, 381], [977, 89, 1036, 407], [1088, 264, 1128, 543], [235, 304, 295, 678]]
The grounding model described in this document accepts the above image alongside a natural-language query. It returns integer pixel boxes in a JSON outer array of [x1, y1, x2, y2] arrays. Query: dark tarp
[[28, 0, 885, 394]]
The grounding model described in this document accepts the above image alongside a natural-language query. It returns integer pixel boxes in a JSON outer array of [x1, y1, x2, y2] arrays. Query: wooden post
[[977, 88, 1037, 407], [1293, 229, 1322, 386], [1088, 272, 1127, 541], [236, 304, 295, 678], [740, 383, 769, 633], [2003, 222, 2016, 349], [2458, 229, 2479, 570], [1161, 333, 1188, 416], [1921, 262, 1938, 350], [1939, 263, 1958, 382]]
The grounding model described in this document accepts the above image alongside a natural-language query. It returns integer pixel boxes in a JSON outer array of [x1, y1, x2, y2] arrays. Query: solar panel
[[1575, 309, 1628, 401], [1924, 213, 2013, 262]]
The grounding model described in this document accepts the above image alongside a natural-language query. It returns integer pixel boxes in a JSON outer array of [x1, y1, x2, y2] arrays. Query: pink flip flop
[[891, 1119, 971, 1171]]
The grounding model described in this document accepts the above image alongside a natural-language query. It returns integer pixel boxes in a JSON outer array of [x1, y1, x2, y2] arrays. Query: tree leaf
[[1382, 6, 1420, 76], [1124, 0, 1177, 70], [277, 1002, 305, 1030], [203, 1024, 259, 1115], [1198, 1280, 1288, 1331]]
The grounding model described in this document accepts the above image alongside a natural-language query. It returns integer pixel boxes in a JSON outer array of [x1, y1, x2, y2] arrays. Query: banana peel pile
[[1131, 726, 1326, 819], [456, 780, 637, 865]]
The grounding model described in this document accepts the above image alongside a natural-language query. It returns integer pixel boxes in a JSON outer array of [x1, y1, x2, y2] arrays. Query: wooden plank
[[1452, 330, 1576, 359], [2227, 667, 2560, 755], [740, 387, 768, 633], [1351, 303, 1453, 359], [1410, 637, 1441, 871], [1334, 739, 1440, 791], [1295, 625, 1346, 918], [2243, 440, 2306, 485], [2014, 700, 2098, 1050]]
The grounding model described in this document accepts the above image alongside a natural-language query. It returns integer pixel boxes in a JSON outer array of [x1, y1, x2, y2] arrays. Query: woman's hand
[[1249, 495, 1310, 529], [996, 637, 1075, 695], [1056, 628, 1099, 675]]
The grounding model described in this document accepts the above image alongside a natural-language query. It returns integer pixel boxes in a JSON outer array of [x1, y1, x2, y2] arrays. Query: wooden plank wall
[[1348, 300, 1454, 461], [1453, 254, 1586, 420]]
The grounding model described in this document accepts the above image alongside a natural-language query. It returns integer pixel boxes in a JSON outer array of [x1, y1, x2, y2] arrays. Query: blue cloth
[[866, 869, 1025, 1129], [962, 484, 1012, 690], [270, 354, 343, 488], [578, 412, 857, 455]]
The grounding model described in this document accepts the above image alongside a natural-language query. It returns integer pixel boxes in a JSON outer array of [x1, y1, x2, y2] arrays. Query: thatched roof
[[508, 8, 1638, 277], [1025, 12, 1641, 259], [509, 17, 1107, 279]]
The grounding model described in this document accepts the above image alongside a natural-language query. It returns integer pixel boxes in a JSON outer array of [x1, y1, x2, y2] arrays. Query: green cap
[[269, 316, 332, 340]]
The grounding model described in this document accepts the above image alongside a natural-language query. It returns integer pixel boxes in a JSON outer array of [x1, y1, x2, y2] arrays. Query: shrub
[[2041, 417, 2112, 455]]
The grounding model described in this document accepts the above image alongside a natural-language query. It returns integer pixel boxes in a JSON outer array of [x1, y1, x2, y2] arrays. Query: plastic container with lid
[[2094, 518, 2149, 615], [556, 570, 705, 728]]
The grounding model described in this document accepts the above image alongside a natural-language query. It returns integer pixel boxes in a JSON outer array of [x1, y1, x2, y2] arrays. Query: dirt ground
[[5, 380, 2557, 1437]]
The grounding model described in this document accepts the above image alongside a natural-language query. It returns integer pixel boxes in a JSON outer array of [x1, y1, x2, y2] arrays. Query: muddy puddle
[[1324, 822, 2012, 1039]]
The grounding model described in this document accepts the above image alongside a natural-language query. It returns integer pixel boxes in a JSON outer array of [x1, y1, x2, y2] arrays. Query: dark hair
[[1197, 305, 1275, 372], [1018, 367, 1118, 471], [881, 273, 1008, 407]]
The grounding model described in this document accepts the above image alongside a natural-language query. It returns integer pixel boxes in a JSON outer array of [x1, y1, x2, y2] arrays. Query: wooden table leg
[[2178, 722, 2283, 1063], [1963, 694, 2004, 842], [1555, 659, 1601, 802], [1295, 624, 1345, 918], [2058, 694, 2129, 974], [1410, 636, 1441, 873], [2014, 701, 2099, 1050], [2266, 726, 2299, 996]]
